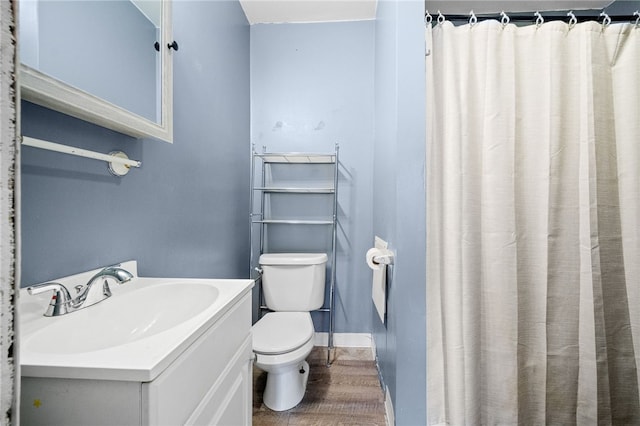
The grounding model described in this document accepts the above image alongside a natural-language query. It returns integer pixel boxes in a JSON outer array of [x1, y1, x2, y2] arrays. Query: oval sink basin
[[26, 283, 219, 354]]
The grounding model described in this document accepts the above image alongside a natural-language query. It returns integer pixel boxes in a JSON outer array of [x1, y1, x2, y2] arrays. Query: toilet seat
[[253, 312, 314, 355]]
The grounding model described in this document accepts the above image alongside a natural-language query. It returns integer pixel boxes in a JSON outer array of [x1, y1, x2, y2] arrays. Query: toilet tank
[[259, 253, 328, 312]]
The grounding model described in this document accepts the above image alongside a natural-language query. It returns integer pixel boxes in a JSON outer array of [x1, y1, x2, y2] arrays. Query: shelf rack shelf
[[249, 144, 339, 367], [252, 219, 335, 225], [255, 153, 336, 164], [253, 187, 335, 194]]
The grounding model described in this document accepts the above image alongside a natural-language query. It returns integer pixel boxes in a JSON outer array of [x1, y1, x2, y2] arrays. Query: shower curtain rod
[[428, 11, 639, 24]]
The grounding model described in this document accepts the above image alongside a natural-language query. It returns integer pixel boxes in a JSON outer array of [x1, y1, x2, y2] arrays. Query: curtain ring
[[425, 11, 433, 25], [500, 11, 510, 27], [469, 10, 478, 27], [567, 11, 577, 28], [534, 11, 544, 28], [437, 11, 445, 26], [599, 12, 611, 30], [633, 11, 639, 29]]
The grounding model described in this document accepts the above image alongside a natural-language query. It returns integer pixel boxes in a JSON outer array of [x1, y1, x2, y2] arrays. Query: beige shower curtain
[[426, 19, 640, 425]]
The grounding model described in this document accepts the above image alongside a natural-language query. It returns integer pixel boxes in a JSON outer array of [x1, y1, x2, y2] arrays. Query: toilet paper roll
[[367, 247, 388, 323], [366, 247, 385, 270]]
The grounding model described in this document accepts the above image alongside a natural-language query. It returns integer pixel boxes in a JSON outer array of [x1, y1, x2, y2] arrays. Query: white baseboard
[[314, 332, 372, 348], [385, 386, 395, 426]]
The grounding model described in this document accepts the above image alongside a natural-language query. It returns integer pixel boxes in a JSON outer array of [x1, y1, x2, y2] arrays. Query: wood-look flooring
[[253, 347, 387, 425]]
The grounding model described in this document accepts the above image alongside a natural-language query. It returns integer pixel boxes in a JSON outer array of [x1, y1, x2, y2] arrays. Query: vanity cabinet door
[[186, 336, 253, 425], [142, 293, 252, 425]]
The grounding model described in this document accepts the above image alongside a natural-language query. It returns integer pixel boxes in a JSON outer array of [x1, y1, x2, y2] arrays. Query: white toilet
[[252, 252, 328, 411]]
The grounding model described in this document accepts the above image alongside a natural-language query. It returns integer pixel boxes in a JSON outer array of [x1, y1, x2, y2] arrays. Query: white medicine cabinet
[[19, 0, 174, 143]]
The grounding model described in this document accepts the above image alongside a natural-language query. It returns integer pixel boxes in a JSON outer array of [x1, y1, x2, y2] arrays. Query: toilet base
[[263, 360, 310, 411]]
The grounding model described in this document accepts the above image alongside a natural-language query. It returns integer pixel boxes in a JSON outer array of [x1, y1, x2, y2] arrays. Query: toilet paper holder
[[373, 253, 394, 266]]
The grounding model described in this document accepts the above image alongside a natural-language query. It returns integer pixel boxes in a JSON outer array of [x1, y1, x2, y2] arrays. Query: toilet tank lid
[[259, 253, 328, 265]]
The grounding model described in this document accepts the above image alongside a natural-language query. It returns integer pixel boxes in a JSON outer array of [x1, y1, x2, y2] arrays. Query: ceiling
[[239, 0, 378, 24], [238, 0, 614, 24], [131, 0, 162, 27]]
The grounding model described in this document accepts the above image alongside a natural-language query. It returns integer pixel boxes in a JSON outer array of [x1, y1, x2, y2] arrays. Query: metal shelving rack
[[249, 144, 339, 366]]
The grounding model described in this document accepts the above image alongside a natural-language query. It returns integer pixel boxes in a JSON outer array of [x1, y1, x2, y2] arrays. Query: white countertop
[[20, 262, 253, 382]]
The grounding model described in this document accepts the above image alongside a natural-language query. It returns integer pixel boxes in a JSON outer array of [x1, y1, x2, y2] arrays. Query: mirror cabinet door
[[19, 0, 174, 143]]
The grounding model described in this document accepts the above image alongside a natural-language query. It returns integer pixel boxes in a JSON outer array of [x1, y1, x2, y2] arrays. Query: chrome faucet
[[27, 265, 134, 317], [74, 266, 134, 309]]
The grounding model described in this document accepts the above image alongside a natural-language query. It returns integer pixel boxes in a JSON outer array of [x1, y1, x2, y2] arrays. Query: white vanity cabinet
[[20, 292, 253, 426]]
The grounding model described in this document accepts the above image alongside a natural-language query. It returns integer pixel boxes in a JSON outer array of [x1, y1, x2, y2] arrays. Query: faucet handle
[[27, 281, 69, 296], [27, 282, 74, 317]]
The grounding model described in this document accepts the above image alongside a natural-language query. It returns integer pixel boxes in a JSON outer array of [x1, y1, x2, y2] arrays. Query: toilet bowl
[[253, 311, 316, 411]]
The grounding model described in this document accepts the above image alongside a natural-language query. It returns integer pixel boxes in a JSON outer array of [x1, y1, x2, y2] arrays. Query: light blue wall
[[250, 21, 375, 333], [21, 0, 250, 286], [373, 0, 427, 424]]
